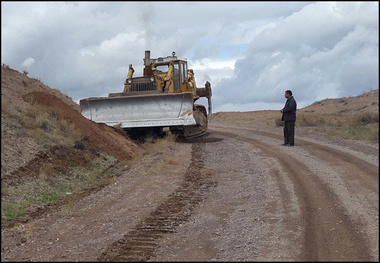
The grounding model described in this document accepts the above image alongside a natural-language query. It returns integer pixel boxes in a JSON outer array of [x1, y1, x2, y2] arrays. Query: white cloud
[[191, 59, 235, 70], [1, 1, 378, 112], [212, 1, 378, 111], [21, 57, 36, 69]]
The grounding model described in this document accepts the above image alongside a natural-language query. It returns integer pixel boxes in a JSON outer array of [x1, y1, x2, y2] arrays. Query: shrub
[[354, 112, 379, 125], [1, 151, 121, 223]]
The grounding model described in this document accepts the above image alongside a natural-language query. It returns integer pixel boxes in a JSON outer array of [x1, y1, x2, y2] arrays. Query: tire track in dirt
[[300, 142, 378, 193], [97, 142, 216, 262], [216, 126, 378, 194], [251, 128, 378, 201], [211, 128, 374, 261]]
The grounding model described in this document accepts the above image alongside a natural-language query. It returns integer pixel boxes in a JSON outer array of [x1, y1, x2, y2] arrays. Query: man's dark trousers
[[284, 121, 295, 146]]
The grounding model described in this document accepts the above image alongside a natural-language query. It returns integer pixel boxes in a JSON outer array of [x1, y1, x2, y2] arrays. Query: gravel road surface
[[1, 122, 378, 262]]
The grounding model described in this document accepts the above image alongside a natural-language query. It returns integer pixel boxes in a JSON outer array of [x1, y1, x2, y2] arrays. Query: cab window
[[173, 63, 180, 91], [181, 62, 188, 84], [155, 64, 169, 73]]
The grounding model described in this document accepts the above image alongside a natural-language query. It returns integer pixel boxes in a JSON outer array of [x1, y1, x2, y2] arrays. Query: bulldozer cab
[[152, 58, 191, 94]]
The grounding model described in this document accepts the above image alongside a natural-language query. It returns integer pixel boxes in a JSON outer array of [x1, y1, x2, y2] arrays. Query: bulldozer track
[[97, 143, 217, 262]]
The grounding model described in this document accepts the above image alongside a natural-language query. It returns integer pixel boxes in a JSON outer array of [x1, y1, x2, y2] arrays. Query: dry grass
[[123, 132, 181, 181], [2, 152, 121, 221], [213, 111, 378, 142], [213, 90, 378, 143], [129, 132, 178, 164], [2, 100, 82, 147], [1, 65, 140, 225], [296, 112, 378, 141], [1, 98, 125, 222], [23, 105, 82, 146], [139, 132, 178, 152]]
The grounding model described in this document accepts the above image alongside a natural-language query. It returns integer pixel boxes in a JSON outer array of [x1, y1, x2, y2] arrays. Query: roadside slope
[[1, 65, 142, 227]]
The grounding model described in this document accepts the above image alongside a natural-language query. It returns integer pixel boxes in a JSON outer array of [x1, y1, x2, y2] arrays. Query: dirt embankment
[[22, 91, 140, 161], [1, 65, 143, 230], [1, 66, 142, 183]]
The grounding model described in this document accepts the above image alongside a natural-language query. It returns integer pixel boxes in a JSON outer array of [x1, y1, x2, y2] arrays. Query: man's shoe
[[281, 143, 288, 146]]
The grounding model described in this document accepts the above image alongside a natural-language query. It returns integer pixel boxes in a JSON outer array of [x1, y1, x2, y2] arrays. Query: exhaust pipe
[[144, 50, 150, 66], [143, 50, 152, 76]]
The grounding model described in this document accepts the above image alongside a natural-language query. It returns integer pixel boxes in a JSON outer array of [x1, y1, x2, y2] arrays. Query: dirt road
[[1, 122, 378, 262]]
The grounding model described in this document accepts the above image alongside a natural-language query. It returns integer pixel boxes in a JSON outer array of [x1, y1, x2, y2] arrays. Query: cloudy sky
[[1, 1, 379, 112]]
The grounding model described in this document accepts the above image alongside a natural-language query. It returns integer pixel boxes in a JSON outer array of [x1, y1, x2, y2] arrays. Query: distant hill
[[300, 89, 379, 115], [211, 89, 379, 126]]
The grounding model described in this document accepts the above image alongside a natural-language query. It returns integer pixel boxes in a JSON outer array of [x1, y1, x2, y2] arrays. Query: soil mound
[[1, 65, 140, 165], [22, 91, 140, 161]]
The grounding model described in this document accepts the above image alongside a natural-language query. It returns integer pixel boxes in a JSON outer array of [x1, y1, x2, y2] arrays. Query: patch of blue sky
[[219, 43, 249, 61], [186, 39, 248, 63]]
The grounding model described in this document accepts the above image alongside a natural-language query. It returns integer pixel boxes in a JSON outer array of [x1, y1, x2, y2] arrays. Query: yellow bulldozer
[[79, 50, 212, 139]]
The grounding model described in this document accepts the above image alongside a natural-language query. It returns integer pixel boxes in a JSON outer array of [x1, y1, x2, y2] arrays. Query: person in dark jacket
[[280, 90, 297, 146]]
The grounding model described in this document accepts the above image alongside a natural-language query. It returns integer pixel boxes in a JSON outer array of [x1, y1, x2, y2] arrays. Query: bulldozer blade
[[80, 92, 198, 128]]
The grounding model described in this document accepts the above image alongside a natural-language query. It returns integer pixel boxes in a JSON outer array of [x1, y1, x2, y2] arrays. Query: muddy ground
[[1, 121, 378, 262]]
